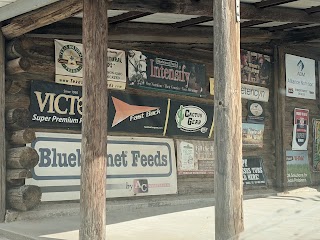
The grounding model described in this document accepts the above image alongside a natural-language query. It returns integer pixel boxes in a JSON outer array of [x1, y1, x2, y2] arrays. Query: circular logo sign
[[250, 103, 263, 117], [58, 44, 83, 74], [176, 105, 207, 132]]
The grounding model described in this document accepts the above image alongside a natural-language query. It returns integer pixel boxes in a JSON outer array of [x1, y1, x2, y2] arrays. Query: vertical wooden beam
[[0, 28, 5, 223], [213, 0, 243, 239], [80, 0, 108, 239], [274, 46, 287, 191]]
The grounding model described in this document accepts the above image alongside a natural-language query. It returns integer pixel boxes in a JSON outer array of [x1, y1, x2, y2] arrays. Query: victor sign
[[26, 133, 178, 201]]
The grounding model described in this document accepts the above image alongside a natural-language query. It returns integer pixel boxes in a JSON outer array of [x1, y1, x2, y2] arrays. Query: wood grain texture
[[213, 0, 243, 239], [7, 147, 39, 169], [79, 0, 108, 240], [7, 185, 41, 211]]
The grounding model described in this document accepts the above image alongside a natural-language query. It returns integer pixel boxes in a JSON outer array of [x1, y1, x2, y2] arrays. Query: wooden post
[[274, 46, 287, 191], [213, 0, 244, 239], [0, 29, 5, 222], [80, 0, 108, 240]]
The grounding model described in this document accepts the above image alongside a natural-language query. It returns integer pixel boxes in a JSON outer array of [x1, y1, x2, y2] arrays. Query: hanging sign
[[242, 123, 264, 148], [30, 80, 82, 129], [292, 108, 309, 150], [241, 83, 269, 102], [247, 101, 264, 123], [176, 139, 214, 175], [127, 50, 207, 97], [313, 119, 320, 172], [166, 100, 214, 138], [26, 133, 178, 201], [286, 54, 316, 100], [242, 157, 266, 186], [107, 92, 168, 135], [55, 39, 126, 90], [240, 50, 271, 85], [286, 150, 311, 186]]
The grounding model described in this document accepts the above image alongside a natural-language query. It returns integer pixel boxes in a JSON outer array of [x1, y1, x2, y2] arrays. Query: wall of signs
[[26, 133, 178, 201]]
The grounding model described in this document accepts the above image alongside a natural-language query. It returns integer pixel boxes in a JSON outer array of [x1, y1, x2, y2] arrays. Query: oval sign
[[250, 103, 263, 117], [175, 105, 207, 132]]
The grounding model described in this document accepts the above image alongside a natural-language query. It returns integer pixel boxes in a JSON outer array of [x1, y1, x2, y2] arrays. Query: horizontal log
[[6, 58, 31, 75], [5, 94, 30, 110], [7, 147, 39, 169], [7, 185, 41, 211], [7, 169, 32, 181], [6, 179, 25, 187], [9, 129, 36, 145], [5, 80, 30, 95], [6, 108, 30, 130]]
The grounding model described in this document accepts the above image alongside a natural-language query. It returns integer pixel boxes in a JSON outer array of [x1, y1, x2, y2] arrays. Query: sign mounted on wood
[[242, 157, 266, 186], [26, 133, 178, 201], [286, 54, 316, 100], [286, 150, 311, 186], [165, 100, 214, 138], [242, 123, 264, 148], [127, 50, 207, 97], [107, 92, 168, 135], [313, 119, 320, 172], [30, 80, 82, 129], [247, 101, 264, 124], [292, 108, 309, 150], [241, 83, 269, 102], [176, 139, 214, 175], [55, 39, 126, 90], [241, 50, 271, 85]]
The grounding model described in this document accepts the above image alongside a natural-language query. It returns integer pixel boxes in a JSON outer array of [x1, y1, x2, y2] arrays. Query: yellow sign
[[209, 77, 214, 95]]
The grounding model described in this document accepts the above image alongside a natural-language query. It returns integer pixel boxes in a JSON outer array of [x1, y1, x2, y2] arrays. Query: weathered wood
[[6, 58, 31, 75], [7, 147, 39, 169], [80, 0, 108, 239], [7, 185, 41, 211], [5, 94, 30, 111], [1, 0, 82, 39], [255, 0, 298, 9], [274, 46, 287, 191], [5, 80, 30, 95], [0, 28, 6, 222], [9, 129, 36, 145], [214, 0, 243, 239], [6, 108, 30, 130], [6, 179, 24, 187], [7, 169, 32, 182]]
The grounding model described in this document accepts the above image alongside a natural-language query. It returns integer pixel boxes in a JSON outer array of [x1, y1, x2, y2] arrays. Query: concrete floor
[[0, 188, 320, 240]]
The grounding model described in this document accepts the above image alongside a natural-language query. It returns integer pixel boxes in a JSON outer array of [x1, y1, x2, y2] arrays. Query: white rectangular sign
[[286, 54, 316, 100], [55, 39, 127, 90], [241, 83, 269, 102], [26, 133, 177, 201]]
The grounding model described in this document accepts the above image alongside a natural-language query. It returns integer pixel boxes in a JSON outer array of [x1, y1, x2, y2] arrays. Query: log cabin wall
[[4, 36, 276, 209]]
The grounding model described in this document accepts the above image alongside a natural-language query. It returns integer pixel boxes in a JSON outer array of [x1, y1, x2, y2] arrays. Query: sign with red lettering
[[292, 108, 309, 150], [127, 50, 207, 97]]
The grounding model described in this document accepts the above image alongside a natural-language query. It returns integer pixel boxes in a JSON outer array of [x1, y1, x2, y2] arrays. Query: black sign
[[107, 92, 168, 135], [127, 50, 207, 97], [242, 157, 266, 186], [247, 101, 265, 123], [166, 100, 214, 138], [30, 81, 82, 129]]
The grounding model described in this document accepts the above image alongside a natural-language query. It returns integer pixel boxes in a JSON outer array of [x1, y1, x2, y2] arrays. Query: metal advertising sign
[[26, 133, 178, 201], [242, 157, 266, 186], [176, 139, 214, 175], [286, 150, 311, 186], [108, 92, 168, 135], [247, 101, 265, 124], [127, 50, 207, 97], [285, 54, 316, 100], [242, 123, 264, 148], [292, 108, 309, 151], [166, 100, 214, 138], [240, 50, 271, 85], [241, 83, 269, 102], [55, 39, 127, 90], [30, 80, 82, 129], [313, 119, 320, 172]]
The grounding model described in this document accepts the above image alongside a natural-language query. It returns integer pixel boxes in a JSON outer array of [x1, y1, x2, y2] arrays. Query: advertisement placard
[[241, 50, 271, 85], [30, 80, 82, 129], [176, 139, 214, 175], [285, 54, 316, 100], [313, 119, 320, 172], [108, 92, 168, 135], [292, 108, 309, 150], [286, 150, 311, 186], [242, 123, 264, 148], [127, 50, 206, 97], [166, 100, 214, 138], [241, 83, 269, 102], [247, 101, 265, 124], [26, 133, 178, 201], [242, 157, 266, 186]]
